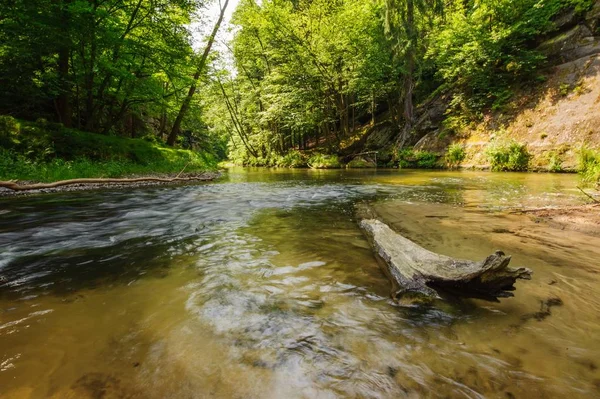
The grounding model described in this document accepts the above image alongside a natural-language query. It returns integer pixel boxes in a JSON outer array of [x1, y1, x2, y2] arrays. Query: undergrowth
[[445, 144, 466, 168], [485, 141, 531, 171], [579, 147, 600, 186], [307, 153, 341, 169], [397, 149, 440, 169], [0, 116, 216, 182]]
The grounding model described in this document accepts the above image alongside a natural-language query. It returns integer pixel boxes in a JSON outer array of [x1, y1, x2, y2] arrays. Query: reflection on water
[[0, 168, 598, 398]]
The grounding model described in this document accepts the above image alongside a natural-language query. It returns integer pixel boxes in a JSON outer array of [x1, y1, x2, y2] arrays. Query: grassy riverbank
[[0, 117, 217, 182]]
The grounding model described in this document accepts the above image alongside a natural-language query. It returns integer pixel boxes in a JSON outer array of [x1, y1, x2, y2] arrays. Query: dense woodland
[[0, 0, 597, 173]]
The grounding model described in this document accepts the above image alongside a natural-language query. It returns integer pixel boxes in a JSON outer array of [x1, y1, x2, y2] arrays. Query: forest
[[0, 0, 599, 183], [2, 2, 600, 396]]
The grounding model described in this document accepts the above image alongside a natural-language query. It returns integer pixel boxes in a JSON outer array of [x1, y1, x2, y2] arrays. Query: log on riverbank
[[0, 173, 219, 193], [360, 219, 532, 301]]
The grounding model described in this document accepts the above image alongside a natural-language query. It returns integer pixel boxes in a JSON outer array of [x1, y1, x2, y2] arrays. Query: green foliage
[[307, 153, 341, 169], [547, 151, 564, 172], [414, 151, 439, 169], [279, 150, 308, 168], [0, 0, 221, 148], [0, 118, 216, 182], [396, 149, 439, 169], [445, 144, 466, 168], [0, 115, 20, 137], [442, 114, 471, 135], [486, 141, 531, 171], [1, 0, 592, 164], [578, 147, 600, 185], [396, 149, 415, 169], [208, 0, 397, 162], [427, 0, 591, 113]]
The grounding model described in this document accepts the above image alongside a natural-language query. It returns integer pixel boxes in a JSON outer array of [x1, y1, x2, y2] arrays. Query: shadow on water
[[0, 236, 193, 300]]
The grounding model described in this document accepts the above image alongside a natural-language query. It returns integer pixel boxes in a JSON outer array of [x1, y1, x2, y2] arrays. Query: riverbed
[[1, 168, 598, 398]]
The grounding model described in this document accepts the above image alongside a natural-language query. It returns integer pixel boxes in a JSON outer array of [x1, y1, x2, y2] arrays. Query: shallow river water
[[1, 168, 599, 398]]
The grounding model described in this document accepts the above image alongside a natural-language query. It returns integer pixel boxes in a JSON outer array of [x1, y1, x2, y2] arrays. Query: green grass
[[0, 116, 217, 182], [485, 140, 531, 171], [579, 147, 600, 186]]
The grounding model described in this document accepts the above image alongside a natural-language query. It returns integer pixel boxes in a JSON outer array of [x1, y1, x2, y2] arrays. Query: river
[[1, 168, 599, 398]]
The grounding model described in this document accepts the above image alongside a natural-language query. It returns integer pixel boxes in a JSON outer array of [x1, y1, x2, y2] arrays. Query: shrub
[[307, 153, 341, 169], [395, 149, 439, 169], [278, 150, 308, 168], [347, 157, 376, 168], [547, 151, 563, 172], [579, 147, 600, 185], [486, 141, 531, 171], [0, 115, 19, 137], [396, 148, 415, 169], [445, 144, 466, 168], [414, 151, 439, 169]]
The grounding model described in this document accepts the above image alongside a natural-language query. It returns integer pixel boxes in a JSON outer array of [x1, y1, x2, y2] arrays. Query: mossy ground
[[0, 117, 217, 182]]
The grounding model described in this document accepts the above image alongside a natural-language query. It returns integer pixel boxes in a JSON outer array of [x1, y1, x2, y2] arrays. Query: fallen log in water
[[360, 219, 532, 301]]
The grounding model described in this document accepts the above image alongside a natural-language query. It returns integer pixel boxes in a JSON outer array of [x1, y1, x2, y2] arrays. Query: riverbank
[[0, 171, 222, 197], [0, 116, 220, 187]]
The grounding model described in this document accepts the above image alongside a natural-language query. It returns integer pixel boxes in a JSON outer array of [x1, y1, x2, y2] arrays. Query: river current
[[0, 168, 598, 398]]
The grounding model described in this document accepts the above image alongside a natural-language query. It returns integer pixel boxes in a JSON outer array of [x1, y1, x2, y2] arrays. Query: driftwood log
[[0, 176, 215, 192], [361, 219, 532, 301]]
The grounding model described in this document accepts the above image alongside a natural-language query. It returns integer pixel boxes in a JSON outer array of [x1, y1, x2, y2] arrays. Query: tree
[[167, 0, 230, 146], [384, 0, 444, 148]]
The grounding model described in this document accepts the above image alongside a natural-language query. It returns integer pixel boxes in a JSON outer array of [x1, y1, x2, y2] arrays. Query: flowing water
[[0, 168, 599, 398]]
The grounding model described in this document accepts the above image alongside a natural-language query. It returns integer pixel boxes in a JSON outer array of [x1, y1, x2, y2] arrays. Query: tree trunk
[[371, 90, 376, 125], [56, 0, 72, 127], [84, 1, 98, 131], [360, 219, 532, 302], [0, 175, 217, 192], [93, 0, 145, 127], [56, 47, 72, 127], [167, 0, 230, 146], [397, 0, 415, 149]]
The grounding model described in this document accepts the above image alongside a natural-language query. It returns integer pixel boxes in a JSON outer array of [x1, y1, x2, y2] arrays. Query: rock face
[[536, 1, 600, 65], [537, 24, 600, 64], [360, 219, 533, 301]]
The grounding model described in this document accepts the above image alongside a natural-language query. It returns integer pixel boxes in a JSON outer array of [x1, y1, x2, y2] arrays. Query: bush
[[547, 151, 563, 172], [579, 147, 600, 185], [395, 149, 440, 169], [307, 153, 341, 169], [414, 151, 438, 169], [485, 141, 531, 171], [347, 157, 376, 168], [445, 144, 466, 168], [396, 148, 415, 169], [0, 115, 19, 137], [278, 150, 308, 168]]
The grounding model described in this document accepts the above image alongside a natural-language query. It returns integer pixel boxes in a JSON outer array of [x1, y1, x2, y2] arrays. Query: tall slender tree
[[168, 0, 230, 146]]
